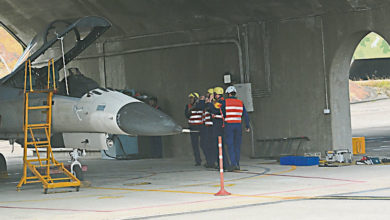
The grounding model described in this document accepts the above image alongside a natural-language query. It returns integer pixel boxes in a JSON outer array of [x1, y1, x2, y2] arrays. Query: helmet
[[207, 88, 214, 94], [188, 92, 199, 98], [214, 87, 224, 95], [225, 86, 237, 94]]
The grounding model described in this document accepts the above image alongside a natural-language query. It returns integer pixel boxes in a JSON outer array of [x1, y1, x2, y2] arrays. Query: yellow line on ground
[[87, 186, 305, 200], [173, 165, 297, 188], [0, 166, 298, 204], [98, 195, 124, 199]]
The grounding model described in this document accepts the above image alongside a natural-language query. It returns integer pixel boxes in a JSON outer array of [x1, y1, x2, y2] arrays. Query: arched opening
[[0, 26, 23, 78], [349, 32, 390, 155], [329, 31, 390, 154]]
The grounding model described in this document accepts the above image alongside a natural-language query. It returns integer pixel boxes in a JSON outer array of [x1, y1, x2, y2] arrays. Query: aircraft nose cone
[[117, 102, 182, 136]]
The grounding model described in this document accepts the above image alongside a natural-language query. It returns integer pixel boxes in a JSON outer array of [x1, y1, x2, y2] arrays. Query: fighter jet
[[0, 16, 182, 176]]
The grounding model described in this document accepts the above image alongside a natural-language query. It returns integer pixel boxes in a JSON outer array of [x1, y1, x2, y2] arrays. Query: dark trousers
[[225, 123, 242, 166], [201, 125, 215, 166], [190, 125, 203, 164], [213, 121, 229, 168]]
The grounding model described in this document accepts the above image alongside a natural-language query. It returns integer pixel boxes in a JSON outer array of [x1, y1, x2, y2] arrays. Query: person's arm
[[242, 105, 250, 132], [185, 104, 191, 119], [221, 100, 226, 118]]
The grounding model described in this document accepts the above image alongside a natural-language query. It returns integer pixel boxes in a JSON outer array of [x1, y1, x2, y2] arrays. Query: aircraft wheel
[[0, 153, 7, 175], [73, 165, 84, 181]]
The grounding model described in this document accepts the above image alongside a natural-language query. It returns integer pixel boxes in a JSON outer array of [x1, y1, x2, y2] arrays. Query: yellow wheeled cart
[[17, 59, 80, 193]]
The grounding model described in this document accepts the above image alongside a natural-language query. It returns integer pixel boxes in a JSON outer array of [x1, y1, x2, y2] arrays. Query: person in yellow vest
[[221, 86, 250, 171], [185, 92, 205, 166]]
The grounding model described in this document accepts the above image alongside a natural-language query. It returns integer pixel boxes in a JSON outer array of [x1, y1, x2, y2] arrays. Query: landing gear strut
[[69, 149, 85, 181], [0, 153, 6, 177]]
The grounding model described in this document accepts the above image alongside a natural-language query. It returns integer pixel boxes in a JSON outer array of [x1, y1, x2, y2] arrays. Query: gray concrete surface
[[2, 1, 390, 158], [351, 98, 390, 134], [351, 98, 390, 156], [1, 156, 390, 219]]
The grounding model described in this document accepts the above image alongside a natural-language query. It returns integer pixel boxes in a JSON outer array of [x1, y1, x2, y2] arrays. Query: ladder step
[[51, 177, 73, 181], [27, 123, 50, 127], [27, 158, 50, 162], [28, 89, 55, 93], [28, 106, 50, 110], [29, 145, 50, 148], [35, 164, 61, 168], [27, 141, 49, 145], [27, 124, 50, 129]]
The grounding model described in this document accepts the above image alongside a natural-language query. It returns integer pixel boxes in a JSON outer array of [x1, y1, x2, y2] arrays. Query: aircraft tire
[[0, 153, 6, 174], [73, 165, 84, 181]]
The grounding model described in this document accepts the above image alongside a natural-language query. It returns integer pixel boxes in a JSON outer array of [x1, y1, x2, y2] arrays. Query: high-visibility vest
[[203, 111, 213, 126], [225, 98, 243, 123], [188, 104, 204, 125]]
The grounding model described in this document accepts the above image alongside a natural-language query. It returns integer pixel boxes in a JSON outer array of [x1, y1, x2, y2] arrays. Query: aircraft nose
[[116, 102, 182, 136]]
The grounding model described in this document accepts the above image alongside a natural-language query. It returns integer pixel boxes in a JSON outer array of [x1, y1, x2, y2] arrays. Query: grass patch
[[355, 79, 390, 89], [354, 79, 390, 96]]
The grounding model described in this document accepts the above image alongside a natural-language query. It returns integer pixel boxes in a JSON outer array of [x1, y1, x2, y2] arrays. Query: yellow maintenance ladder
[[17, 59, 80, 193]]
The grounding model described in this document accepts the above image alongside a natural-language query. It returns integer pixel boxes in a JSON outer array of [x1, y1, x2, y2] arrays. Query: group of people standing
[[185, 86, 250, 171]]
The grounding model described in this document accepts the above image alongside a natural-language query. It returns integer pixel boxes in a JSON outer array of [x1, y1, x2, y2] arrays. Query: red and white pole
[[215, 136, 231, 196]]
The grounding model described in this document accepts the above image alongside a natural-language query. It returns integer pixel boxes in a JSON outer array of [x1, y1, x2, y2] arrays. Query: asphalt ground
[[1, 155, 390, 219]]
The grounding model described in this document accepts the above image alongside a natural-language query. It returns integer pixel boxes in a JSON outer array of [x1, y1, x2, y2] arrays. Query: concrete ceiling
[[0, 0, 389, 43]]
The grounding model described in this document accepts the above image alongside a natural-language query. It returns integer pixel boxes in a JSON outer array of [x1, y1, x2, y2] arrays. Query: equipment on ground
[[326, 150, 352, 163], [352, 137, 365, 154]]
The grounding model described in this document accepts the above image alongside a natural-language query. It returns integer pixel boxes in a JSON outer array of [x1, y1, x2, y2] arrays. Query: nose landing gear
[[69, 149, 85, 181]]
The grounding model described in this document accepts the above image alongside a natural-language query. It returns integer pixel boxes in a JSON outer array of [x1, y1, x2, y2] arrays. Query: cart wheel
[[44, 188, 48, 194], [76, 186, 80, 192]]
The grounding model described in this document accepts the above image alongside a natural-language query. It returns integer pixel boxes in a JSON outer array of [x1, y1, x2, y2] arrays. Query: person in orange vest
[[185, 92, 205, 166], [221, 86, 250, 171], [209, 86, 230, 170]]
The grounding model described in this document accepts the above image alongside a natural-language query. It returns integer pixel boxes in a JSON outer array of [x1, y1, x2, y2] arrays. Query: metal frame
[[16, 59, 80, 193]]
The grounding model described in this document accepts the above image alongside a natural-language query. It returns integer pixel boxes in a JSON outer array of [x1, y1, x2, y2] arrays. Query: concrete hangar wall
[[1, 1, 390, 159]]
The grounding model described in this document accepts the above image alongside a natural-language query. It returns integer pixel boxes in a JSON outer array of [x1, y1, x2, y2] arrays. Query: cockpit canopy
[[1, 16, 111, 89]]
